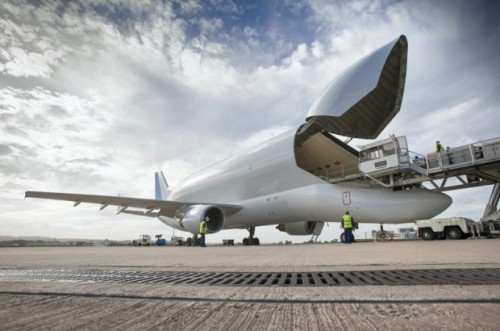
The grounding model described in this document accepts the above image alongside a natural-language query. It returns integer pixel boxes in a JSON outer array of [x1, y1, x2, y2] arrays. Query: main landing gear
[[185, 234, 199, 247], [242, 227, 260, 246]]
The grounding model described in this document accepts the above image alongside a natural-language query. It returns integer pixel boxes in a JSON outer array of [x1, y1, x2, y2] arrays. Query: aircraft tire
[[242, 238, 249, 246], [186, 237, 193, 246], [253, 237, 260, 245]]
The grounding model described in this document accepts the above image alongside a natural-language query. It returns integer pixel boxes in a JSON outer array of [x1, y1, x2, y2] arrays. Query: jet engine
[[276, 221, 320, 235], [175, 205, 225, 234]]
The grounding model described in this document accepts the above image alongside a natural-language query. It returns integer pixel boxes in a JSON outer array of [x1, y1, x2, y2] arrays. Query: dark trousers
[[199, 234, 206, 247], [344, 228, 352, 244]]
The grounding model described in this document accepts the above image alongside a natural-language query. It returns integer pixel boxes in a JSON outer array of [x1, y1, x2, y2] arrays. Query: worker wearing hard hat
[[199, 216, 208, 247]]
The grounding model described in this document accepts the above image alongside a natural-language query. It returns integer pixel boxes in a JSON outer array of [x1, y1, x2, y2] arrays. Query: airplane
[[25, 35, 452, 245]]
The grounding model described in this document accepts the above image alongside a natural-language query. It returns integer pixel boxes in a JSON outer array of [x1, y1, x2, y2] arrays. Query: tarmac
[[1, 239, 499, 330]]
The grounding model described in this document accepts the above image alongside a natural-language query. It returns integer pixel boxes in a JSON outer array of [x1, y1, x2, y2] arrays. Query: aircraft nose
[[433, 191, 452, 212], [419, 190, 452, 219]]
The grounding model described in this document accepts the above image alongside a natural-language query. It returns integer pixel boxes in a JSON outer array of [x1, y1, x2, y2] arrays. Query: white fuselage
[[159, 129, 451, 229]]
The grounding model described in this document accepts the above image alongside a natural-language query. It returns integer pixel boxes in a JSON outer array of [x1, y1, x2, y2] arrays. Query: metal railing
[[426, 138, 500, 173], [323, 162, 360, 182], [323, 137, 499, 184], [366, 137, 500, 176]]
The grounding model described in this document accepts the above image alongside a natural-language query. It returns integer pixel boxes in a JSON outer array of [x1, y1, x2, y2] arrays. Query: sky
[[1, 0, 499, 243]]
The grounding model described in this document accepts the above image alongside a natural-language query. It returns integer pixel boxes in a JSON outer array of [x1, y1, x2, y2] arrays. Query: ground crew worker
[[341, 211, 354, 244], [199, 216, 208, 247], [435, 141, 444, 153], [446, 146, 454, 164]]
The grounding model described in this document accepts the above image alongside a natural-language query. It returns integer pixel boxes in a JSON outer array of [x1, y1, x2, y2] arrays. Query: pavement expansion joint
[[1, 268, 500, 286]]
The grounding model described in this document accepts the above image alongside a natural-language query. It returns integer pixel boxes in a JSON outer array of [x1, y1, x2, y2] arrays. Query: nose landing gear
[[340, 232, 356, 243], [374, 224, 394, 241]]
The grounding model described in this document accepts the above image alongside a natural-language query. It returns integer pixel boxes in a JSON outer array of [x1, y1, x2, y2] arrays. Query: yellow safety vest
[[200, 220, 208, 234], [342, 215, 353, 229]]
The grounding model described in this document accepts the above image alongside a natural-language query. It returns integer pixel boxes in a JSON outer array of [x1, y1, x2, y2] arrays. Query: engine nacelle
[[175, 205, 225, 234], [276, 221, 319, 235]]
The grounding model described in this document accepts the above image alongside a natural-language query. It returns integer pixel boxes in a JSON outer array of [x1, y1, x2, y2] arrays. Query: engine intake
[[176, 205, 225, 234]]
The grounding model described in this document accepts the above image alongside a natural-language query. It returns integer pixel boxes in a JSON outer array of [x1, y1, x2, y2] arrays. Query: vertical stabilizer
[[155, 171, 171, 200]]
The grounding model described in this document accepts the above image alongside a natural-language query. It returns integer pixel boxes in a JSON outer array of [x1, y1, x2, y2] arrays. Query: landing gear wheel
[[243, 237, 260, 245], [243, 227, 259, 246], [446, 227, 463, 240], [186, 237, 193, 246], [419, 228, 435, 241]]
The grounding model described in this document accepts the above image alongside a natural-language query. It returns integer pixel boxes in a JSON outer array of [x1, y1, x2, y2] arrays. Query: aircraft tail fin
[[155, 171, 171, 200]]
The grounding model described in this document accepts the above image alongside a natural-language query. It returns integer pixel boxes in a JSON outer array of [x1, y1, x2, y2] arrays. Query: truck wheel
[[340, 232, 346, 243], [419, 228, 435, 241], [446, 227, 463, 240]]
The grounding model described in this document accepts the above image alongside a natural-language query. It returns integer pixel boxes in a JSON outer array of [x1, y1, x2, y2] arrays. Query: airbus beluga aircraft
[[26, 35, 452, 245]]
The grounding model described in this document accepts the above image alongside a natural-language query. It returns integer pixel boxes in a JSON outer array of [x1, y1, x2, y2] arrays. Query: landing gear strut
[[243, 227, 260, 245]]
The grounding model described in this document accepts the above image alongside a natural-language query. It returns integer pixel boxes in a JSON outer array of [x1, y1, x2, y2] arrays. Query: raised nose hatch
[[306, 35, 408, 139]]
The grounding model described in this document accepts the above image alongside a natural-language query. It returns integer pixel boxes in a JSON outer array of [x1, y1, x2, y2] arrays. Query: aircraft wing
[[25, 191, 242, 218]]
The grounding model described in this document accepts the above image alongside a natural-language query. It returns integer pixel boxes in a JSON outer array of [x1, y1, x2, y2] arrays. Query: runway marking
[[1, 291, 499, 305], [1, 268, 500, 286]]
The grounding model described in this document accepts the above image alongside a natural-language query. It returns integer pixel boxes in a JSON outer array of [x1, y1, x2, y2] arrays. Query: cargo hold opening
[[294, 124, 360, 181]]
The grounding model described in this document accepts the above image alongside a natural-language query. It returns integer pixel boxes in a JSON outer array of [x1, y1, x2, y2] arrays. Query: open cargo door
[[305, 35, 408, 139]]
